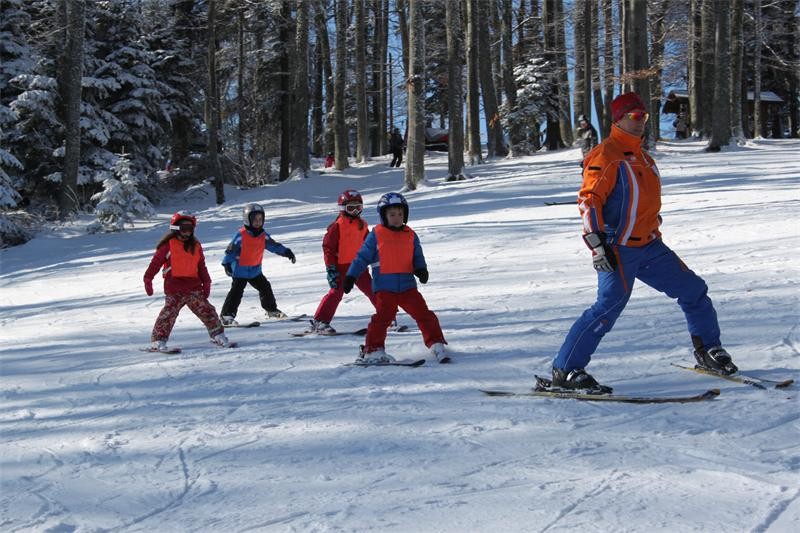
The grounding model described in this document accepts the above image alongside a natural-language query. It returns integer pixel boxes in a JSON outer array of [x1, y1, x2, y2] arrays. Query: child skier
[[343, 192, 448, 363], [220, 203, 296, 324], [143, 212, 232, 352], [307, 190, 378, 334]]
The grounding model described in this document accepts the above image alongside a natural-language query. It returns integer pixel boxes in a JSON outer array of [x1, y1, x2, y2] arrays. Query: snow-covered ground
[[1, 139, 799, 532]]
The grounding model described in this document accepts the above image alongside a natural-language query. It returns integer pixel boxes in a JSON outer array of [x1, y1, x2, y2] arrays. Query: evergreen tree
[[501, 56, 558, 155], [89, 153, 154, 233]]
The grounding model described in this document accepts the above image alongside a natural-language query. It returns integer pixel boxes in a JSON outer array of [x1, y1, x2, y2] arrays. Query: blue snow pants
[[553, 238, 721, 372]]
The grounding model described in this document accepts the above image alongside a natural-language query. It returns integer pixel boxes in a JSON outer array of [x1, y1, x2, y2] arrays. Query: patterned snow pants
[[151, 291, 224, 342]]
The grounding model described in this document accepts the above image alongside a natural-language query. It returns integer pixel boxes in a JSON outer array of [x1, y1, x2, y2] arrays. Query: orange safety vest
[[238, 228, 266, 267], [374, 225, 415, 274], [167, 238, 201, 278], [336, 216, 369, 264]]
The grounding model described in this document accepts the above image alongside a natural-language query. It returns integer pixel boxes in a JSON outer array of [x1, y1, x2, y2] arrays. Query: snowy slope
[[1, 140, 799, 532]]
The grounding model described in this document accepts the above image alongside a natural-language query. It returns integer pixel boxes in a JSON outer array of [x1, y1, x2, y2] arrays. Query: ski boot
[[221, 315, 239, 327], [265, 309, 288, 319], [357, 345, 396, 364], [694, 346, 738, 375], [429, 342, 451, 363], [544, 367, 613, 394]]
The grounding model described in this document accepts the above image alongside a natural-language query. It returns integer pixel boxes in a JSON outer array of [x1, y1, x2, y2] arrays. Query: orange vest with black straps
[[167, 238, 200, 278], [336, 216, 369, 264], [238, 228, 266, 267], [375, 225, 415, 274]]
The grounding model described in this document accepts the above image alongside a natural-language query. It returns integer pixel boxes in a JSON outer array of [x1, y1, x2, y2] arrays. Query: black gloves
[[583, 232, 617, 273], [414, 268, 429, 284], [342, 275, 356, 294], [326, 265, 338, 289], [223, 263, 233, 277], [284, 248, 296, 264]]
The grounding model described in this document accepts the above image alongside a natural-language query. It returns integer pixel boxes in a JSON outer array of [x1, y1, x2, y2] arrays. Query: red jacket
[[322, 215, 369, 266], [144, 238, 211, 295]]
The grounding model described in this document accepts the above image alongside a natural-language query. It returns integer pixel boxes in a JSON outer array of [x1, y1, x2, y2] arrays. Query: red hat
[[611, 92, 647, 122]]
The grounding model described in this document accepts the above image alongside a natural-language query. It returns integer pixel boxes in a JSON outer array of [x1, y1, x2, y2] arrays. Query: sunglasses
[[345, 203, 363, 215], [625, 111, 650, 122]]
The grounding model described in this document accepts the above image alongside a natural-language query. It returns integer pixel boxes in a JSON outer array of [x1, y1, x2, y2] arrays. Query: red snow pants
[[151, 291, 224, 342], [314, 266, 376, 323], [364, 288, 445, 353]]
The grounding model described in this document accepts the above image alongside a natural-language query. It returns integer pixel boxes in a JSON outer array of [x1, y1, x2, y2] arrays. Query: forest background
[[0, 0, 798, 246]]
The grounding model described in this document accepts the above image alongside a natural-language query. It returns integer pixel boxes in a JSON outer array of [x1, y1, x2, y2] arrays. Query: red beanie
[[611, 92, 647, 122]]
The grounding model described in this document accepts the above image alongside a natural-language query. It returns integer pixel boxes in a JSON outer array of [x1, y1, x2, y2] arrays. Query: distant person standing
[[389, 128, 404, 167], [574, 114, 598, 158], [673, 113, 688, 139]]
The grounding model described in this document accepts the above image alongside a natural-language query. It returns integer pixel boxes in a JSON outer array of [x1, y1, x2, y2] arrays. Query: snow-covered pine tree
[[500, 56, 558, 155], [89, 153, 154, 233]]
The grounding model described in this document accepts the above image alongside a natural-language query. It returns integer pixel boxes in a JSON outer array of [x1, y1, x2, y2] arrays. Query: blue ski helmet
[[377, 192, 408, 226]]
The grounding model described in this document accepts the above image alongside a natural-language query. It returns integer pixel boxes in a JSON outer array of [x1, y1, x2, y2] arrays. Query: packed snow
[[1, 139, 799, 532]]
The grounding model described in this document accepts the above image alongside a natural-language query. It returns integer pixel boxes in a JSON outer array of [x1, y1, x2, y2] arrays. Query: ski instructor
[[543, 92, 738, 393]]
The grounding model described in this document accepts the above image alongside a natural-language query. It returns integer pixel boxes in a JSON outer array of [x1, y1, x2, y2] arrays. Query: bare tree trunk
[[397, 0, 409, 75], [405, 0, 425, 190], [649, 0, 668, 141], [502, 0, 522, 153], [312, 40, 324, 156], [543, 0, 564, 149], [278, 1, 293, 181], [626, 0, 651, 145], [371, 0, 388, 156], [688, 0, 702, 135], [334, 0, 350, 169], [700, 0, 715, 138], [206, 0, 225, 202], [59, 0, 85, 217], [753, 0, 763, 138], [477, 0, 505, 158], [582, 0, 592, 121], [446, 0, 465, 178], [465, 0, 482, 164], [730, 0, 745, 140], [237, 8, 246, 180], [573, 0, 587, 124], [708, 0, 731, 151], [354, 0, 369, 162], [602, 0, 613, 137], [314, 1, 335, 155], [591, 0, 604, 137], [555, 0, 573, 146], [292, 0, 310, 176]]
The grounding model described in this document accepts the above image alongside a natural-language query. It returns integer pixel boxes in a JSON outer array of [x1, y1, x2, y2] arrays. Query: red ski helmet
[[338, 189, 363, 217], [169, 211, 197, 231]]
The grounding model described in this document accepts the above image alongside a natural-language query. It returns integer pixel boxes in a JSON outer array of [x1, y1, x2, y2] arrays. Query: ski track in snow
[[1, 140, 799, 531]]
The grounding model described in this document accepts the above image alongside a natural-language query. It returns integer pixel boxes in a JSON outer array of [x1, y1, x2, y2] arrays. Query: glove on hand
[[414, 268, 429, 284], [284, 248, 296, 264], [326, 265, 339, 289], [144, 278, 154, 296], [342, 275, 356, 294], [223, 263, 233, 277], [583, 232, 617, 273]]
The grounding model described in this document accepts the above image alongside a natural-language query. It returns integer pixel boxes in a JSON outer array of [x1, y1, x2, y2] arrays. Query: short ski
[[290, 325, 410, 337], [140, 347, 182, 354], [345, 358, 426, 368], [480, 387, 720, 404], [544, 200, 577, 206], [224, 321, 260, 328], [671, 363, 794, 390]]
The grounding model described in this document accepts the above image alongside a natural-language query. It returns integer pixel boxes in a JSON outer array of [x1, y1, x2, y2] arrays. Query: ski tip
[[706, 388, 721, 398], [775, 379, 795, 389]]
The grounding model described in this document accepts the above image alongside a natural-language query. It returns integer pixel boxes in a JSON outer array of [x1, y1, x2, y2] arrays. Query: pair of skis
[[481, 364, 794, 404], [140, 341, 240, 354]]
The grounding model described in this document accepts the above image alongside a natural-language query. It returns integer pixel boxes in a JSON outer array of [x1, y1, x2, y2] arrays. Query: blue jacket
[[222, 226, 289, 279], [346, 225, 427, 293]]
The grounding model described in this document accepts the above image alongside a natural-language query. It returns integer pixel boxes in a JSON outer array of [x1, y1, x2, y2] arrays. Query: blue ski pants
[[553, 239, 721, 372]]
